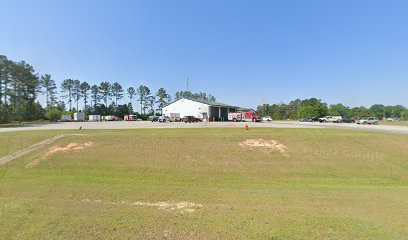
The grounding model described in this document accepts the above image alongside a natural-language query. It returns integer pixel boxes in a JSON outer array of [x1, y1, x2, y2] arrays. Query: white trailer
[[169, 113, 181, 122], [88, 115, 101, 121], [74, 112, 85, 121]]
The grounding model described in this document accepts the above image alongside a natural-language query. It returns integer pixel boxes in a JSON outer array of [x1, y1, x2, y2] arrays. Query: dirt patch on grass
[[47, 142, 94, 154], [25, 141, 94, 168], [81, 199, 203, 213], [239, 139, 287, 154]]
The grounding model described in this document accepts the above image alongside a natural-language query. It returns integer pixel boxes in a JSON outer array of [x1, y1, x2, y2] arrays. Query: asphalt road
[[1, 121, 408, 134], [274, 121, 408, 135]]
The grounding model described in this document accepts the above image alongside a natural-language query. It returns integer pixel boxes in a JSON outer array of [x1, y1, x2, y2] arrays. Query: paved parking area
[[1, 121, 408, 134], [0, 121, 320, 132]]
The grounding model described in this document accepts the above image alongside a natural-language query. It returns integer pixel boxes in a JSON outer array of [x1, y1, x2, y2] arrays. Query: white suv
[[357, 117, 379, 125]]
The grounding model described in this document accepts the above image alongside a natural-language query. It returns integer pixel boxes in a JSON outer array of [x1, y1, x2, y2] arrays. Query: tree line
[[174, 91, 216, 102], [256, 98, 408, 120], [0, 54, 217, 123], [1, 54, 407, 123], [0, 55, 44, 123]]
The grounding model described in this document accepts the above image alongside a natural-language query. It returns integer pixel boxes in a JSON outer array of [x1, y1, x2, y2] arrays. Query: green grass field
[[1, 128, 408, 239], [0, 131, 64, 158]]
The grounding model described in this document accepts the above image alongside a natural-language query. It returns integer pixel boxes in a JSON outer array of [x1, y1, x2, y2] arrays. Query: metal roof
[[163, 98, 241, 109], [187, 98, 238, 108]]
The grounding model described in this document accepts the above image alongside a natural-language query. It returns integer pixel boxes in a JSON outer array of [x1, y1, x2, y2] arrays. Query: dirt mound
[[239, 139, 287, 153], [25, 141, 94, 168]]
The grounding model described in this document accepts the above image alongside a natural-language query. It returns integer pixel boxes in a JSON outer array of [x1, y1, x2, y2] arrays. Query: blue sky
[[1, 0, 407, 110]]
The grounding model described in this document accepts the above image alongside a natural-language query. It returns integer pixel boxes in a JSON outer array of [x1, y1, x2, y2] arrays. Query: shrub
[[46, 108, 62, 122]]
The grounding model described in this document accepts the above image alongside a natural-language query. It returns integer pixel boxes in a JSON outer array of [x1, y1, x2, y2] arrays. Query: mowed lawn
[[0, 128, 407, 239], [0, 130, 65, 158]]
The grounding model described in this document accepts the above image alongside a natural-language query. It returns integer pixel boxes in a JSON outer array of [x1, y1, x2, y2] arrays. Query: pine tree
[[72, 80, 81, 112], [80, 82, 90, 110], [99, 82, 112, 114], [61, 79, 75, 111], [111, 82, 124, 108], [137, 85, 151, 114], [40, 74, 57, 109], [90, 84, 100, 109], [127, 87, 135, 113], [156, 88, 171, 109]]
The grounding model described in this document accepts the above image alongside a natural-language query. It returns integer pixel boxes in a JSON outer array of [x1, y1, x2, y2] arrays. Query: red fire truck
[[228, 111, 261, 122]]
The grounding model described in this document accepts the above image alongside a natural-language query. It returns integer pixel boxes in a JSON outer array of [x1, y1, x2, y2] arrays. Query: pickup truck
[[318, 116, 342, 123], [182, 116, 201, 123]]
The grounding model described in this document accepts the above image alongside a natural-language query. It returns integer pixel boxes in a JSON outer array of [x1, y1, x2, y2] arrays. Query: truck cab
[[245, 112, 261, 122]]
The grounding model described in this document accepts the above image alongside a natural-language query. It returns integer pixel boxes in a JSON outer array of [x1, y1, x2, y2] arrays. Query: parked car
[[158, 116, 170, 122], [357, 117, 379, 125], [300, 117, 319, 122], [299, 118, 314, 122], [262, 116, 272, 122], [148, 116, 159, 122], [182, 116, 201, 123], [340, 118, 355, 123]]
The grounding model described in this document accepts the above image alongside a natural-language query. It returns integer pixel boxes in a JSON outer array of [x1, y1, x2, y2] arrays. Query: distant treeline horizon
[[256, 98, 408, 120], [0, 54, 216, 123]]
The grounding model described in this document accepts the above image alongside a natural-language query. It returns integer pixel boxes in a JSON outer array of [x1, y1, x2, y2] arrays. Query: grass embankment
[[0, 128, 407, 239]]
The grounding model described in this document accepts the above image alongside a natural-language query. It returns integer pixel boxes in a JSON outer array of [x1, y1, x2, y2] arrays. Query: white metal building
[[161, 98, 243, 121]]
